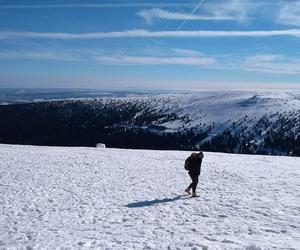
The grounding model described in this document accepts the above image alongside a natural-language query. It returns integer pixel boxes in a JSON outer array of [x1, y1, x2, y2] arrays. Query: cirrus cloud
[[136, 8, 237, 23], [277, 1, 300, 27], [94, 55, 215, 66], [243, 54, 300, 75], [137, 0, 252, 23], [0, 3, 196, 9], [1, 29, 300, 40]]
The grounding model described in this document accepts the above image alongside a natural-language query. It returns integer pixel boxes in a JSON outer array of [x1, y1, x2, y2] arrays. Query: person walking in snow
[[184, 151, 204, 197]]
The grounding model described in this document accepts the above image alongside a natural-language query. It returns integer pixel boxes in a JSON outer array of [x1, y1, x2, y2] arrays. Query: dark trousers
[[188, 173, 199, 193]]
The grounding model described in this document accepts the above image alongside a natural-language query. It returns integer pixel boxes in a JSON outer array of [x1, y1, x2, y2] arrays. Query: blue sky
[[0, 0, 300, 90]]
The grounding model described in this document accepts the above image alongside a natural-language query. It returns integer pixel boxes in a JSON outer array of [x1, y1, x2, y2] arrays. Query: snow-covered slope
[[110, 90, 300, 133], [1, 144, 299, 249]]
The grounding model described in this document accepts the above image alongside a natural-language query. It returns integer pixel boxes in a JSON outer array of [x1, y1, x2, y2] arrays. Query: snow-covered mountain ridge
[[99, 90, 299, 131], [0, 90, 299, 155], [1, 144, 299, 249], [74, 90, 300, 155]]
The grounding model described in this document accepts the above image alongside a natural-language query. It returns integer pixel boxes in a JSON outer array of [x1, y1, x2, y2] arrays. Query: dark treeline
[[0, 100, 299, 156], [0, 100, 207, 150]]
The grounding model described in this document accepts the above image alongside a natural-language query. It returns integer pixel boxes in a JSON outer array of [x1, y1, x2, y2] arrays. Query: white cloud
[[0, 47, 214, 66], [1, 46, 299, 75], [245, 60, 300, 75], [137, 0, 253, 23], [95, 55, 215, 66], [136, 8, 236, 23], [243, 54, 300, 74], [277, 1, 300, 27], [0, 3, 196, 9], [0, 50, 80, 61], [245, 54, 282, 63], [246, 62, 300, 74], [94, 51, 300, 75], [206, 0, 251, 22], [170, 52, 300, 75], [171, 48, 203, 57], [1, 29, 300, 40], [0, 47, 105, 62]]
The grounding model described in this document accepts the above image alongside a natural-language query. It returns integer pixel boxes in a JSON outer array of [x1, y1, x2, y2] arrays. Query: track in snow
[[0, 144, 299, 249]]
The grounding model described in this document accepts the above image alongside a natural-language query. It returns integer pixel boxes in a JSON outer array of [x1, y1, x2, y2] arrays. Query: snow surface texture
[[0, 144, 299, 249]]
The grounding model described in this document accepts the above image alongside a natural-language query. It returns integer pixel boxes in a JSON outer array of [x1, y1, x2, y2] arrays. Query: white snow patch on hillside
[[0, 144, 299, 249], [156, 91, 300, 131]]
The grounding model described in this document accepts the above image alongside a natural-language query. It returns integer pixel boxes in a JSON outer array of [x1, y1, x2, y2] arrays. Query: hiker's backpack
[[184, 157, 191, 170]]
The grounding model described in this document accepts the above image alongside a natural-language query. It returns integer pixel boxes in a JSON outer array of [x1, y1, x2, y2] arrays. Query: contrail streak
[[176, 0, 206, 31]]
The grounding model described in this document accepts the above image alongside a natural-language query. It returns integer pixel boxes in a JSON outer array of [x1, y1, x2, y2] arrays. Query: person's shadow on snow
[[125, 195, 186, 208]]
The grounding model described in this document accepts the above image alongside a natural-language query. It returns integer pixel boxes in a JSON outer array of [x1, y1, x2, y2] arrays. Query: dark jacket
[[185, 155, 202, 176]]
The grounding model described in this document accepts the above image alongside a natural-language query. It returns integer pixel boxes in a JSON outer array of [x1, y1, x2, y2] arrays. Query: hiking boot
[[185, 188, 192, 195], [192, 192, 199, 198]]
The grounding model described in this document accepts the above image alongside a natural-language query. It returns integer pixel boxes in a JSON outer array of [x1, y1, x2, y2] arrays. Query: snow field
[[0, 144, 299, 249]]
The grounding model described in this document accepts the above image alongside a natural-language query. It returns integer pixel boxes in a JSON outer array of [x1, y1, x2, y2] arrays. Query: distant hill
[[0, 90, 299, 156]]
